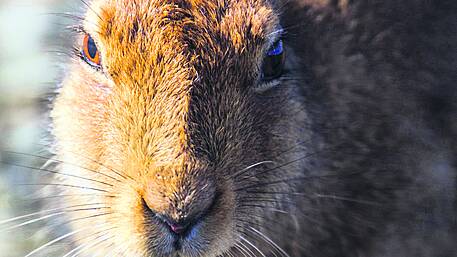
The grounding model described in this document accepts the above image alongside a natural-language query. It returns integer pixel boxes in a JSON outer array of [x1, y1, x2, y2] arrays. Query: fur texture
[[50, 0, 457, 256]]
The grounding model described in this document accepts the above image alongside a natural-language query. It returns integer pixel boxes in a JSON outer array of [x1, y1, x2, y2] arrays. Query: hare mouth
[[141, 193, 222, 256]]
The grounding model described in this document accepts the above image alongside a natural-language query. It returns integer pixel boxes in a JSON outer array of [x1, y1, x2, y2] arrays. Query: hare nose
[[152, 194, 217, 237], [142, 178, 218, 237]]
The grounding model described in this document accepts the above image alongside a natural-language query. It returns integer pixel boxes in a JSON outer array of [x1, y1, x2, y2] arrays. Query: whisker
[[244, 230, 279, 257], [238, 212, 323, 238], [236, 219, 265, 233], [29, 142, 136, 182], [236, 146, 338, 183], [247, 205, 326, 230], [16, 183, 109, 192], [234, 242, 253, 257], [245, 190, 308, 196], [242, 236, 266, 257], [59, 149, 135, 183], [245, 190, 382, 206], [51, 211, 113, 230], [223, 249, 234, 257], [24, 224, 107, 257], [240, 216, 299, 239], [27, 194, 117, 202], [235, 169, 368, 192], [265, 208, 290, 215], [1, 160, 114, 187], [1, 207, 109, 232], [229, 161, 275, 180], [239, 197, 295, 206], [0, 203, 108, 225], [313, 193, 383, 206], [236, 218, 276, 235], [273, 138, 312, 156], [62, 227, 115, 257], [1, 212, 64, 232], [237, 210, 300, 234], [72, 235, 114, 257], [247, 227, 290, 257], [237, 204, 269, 209], [3, 150, 124, 183]]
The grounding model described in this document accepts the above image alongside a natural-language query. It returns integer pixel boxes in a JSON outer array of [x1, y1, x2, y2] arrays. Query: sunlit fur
[[49, 0, 457, 257]]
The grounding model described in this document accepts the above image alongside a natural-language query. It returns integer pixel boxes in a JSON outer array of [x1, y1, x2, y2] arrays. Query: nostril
[[142, 198, 193, 236], [158, 215, 191, 235], [167, 221, 187, 235]]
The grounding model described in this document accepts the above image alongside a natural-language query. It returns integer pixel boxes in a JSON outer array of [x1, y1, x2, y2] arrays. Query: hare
[[46, 0, 457, 256]]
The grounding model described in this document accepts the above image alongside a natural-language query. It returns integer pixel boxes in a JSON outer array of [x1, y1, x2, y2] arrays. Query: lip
[[141, 191, 222, 255]]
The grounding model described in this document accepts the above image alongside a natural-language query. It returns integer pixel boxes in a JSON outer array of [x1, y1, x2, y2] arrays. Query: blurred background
[[0, 0, 83, 256]]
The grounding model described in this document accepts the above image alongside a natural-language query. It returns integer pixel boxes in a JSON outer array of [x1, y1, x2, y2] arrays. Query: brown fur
[[50, 0, 457, 256]]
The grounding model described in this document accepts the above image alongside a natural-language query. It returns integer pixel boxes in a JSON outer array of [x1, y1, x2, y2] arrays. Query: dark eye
[[81, 34, 101, 68], [261, 39, 285, 81]]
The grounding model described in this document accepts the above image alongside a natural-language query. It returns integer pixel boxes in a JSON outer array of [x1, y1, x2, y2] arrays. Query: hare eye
[[261, 39, 285, 81], [82, 34, 101, 69]]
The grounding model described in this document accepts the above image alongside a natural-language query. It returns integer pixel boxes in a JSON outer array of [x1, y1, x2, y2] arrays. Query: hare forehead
[[85, 0, 279, 48]]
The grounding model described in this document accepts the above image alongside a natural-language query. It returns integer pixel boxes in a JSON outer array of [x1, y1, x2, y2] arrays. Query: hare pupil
[[87, 36, 97, 59]]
